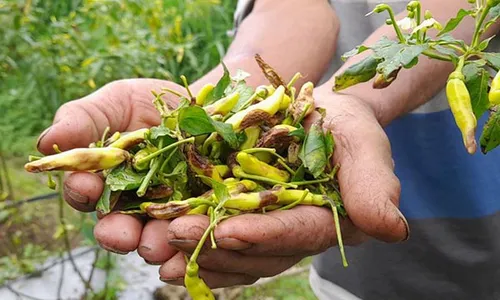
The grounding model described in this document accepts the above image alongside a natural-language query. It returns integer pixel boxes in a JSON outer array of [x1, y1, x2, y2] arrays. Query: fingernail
[[215, 238, 252, 250], [160, 277, 184, 285], [64, 184, 89, 205], [397, 209, 410, 242], [36, 126, 52, 150], [144, 259, 163, 265], [98, 243, 129, 255], [168, 239, 198, 253]]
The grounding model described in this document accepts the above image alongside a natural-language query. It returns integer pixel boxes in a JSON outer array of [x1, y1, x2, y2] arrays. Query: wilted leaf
[[299, 119, 328, 178], [255, 54, 288, 93], [333, 55, 379, 91], [341, 45, 370, 61], [480, 108, 500, 154]]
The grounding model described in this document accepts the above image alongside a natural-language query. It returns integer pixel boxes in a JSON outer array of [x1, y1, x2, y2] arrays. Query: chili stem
[[137, 137, 195, 166], [471, 4, 492, 48], [290, 177, 331, 186]]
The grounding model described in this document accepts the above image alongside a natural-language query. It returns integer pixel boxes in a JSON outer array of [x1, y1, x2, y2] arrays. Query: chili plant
[[25, 55, 347, 300], [333, 0, 500, 155]]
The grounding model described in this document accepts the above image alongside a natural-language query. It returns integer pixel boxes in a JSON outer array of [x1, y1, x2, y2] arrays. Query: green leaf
[[197, 175, 230, 206], [289, 126, 306, 141], [212, 120, 239, 149], [341, 45, 370, 61], [96, 185, 121, 216], [178, 106, 216, 135], [204, 62, 231, 106], [106, 163, 145, 191], [324, 130, 335, 163], [478, 35, 496, 51], [432, 45, 457, 57], [484, 52, 500, 70], [489, 4, 500, 19], [149, 125, 175, 140], [229, 80, 255, 112], [333, 55, 379, 91], [291, 164, 305, 182], [480, 108, 500, 154], [437, 9, 473, 36], [375, 44, 428, 78], [463, 63, 490, 119], [299, 121, 327, 178], [178, 106, 239, 148]]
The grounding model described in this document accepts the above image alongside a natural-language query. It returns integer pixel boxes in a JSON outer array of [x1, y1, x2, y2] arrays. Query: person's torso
[[314, 1, 500, 300]]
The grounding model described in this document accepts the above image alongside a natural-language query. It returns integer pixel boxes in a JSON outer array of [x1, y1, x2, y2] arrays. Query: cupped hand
[[37, 80, 409, 288], [36, 78, 184, 253], [152, 89, 410, 288]]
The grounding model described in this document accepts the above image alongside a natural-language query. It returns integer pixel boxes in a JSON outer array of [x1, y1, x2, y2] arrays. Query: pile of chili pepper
[[24, 55, 347, 300]]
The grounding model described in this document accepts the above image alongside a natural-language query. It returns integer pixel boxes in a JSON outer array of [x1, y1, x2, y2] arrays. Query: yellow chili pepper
[[24, 147, 130, 173], [446, 70, 477, 154], [195, 83, 215, 106], [108, 128, 150, 150], [203, 91, 240, 116], [240, 126, 261, 150], [489, 71, 500, 106], [236, 152, 290, 182]]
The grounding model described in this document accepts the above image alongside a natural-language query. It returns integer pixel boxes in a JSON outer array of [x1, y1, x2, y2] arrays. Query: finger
[[63, 171, 103, 212], [93, 213, 144, 254], [159, 252, 258, 289], [138, 220, 178, 265], [166, 208, 356, 257], [36, 79, 180, 155], [323, 98, 409, 243]]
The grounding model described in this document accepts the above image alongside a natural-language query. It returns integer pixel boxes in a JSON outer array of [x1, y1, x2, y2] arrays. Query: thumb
[[326, 99, 409, 243], [36, 79, 178, 155]]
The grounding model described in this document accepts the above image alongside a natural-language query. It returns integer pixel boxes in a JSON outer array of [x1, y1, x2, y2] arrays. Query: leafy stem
[[371, 4, 405, 42], [422, 50, 453, 61], [471, 4, 492, 47]]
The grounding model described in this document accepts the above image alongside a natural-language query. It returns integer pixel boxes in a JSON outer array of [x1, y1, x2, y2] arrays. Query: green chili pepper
[[240, 126, 261, 150], [446, 70, 477, 154]]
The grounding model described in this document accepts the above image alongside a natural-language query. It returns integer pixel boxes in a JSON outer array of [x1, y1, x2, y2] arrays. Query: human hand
[[154, 89, 410, 288], [36, 78, 185, 253]]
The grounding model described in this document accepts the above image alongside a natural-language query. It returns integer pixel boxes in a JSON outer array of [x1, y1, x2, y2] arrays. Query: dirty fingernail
[[145, 259, 164, 265], [160, 277, 184, 285], [36, 126, 52, 150], [64, 184, 89, 205], [168, 239, 198, 253], [215, 238, 252, 250], [98, 243, 129, 255]]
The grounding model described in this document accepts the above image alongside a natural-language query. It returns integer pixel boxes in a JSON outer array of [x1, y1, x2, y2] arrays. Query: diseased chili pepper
[[489, 71, 500, 106], [372, 67, 400, 89], [195, 83, 215, 106], [236, 152, 290, 182], [446, 70, 477, 154], [24, 147, 130, 173], [108, 128, 150, 150], [225, 85, 285, 131], [139, 198, 214, 220]]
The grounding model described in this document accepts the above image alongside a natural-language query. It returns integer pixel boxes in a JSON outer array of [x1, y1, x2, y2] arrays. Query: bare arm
[[318, 0, 500, 126], [191, 0, 339, 91]]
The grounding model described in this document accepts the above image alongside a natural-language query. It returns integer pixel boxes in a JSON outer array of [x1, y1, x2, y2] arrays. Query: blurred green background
[[0, 1, 317, 299]]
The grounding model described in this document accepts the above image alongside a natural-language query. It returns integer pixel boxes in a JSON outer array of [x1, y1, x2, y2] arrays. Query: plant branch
[[422, 50, 453, 61], [472, 4, 492, 47]]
